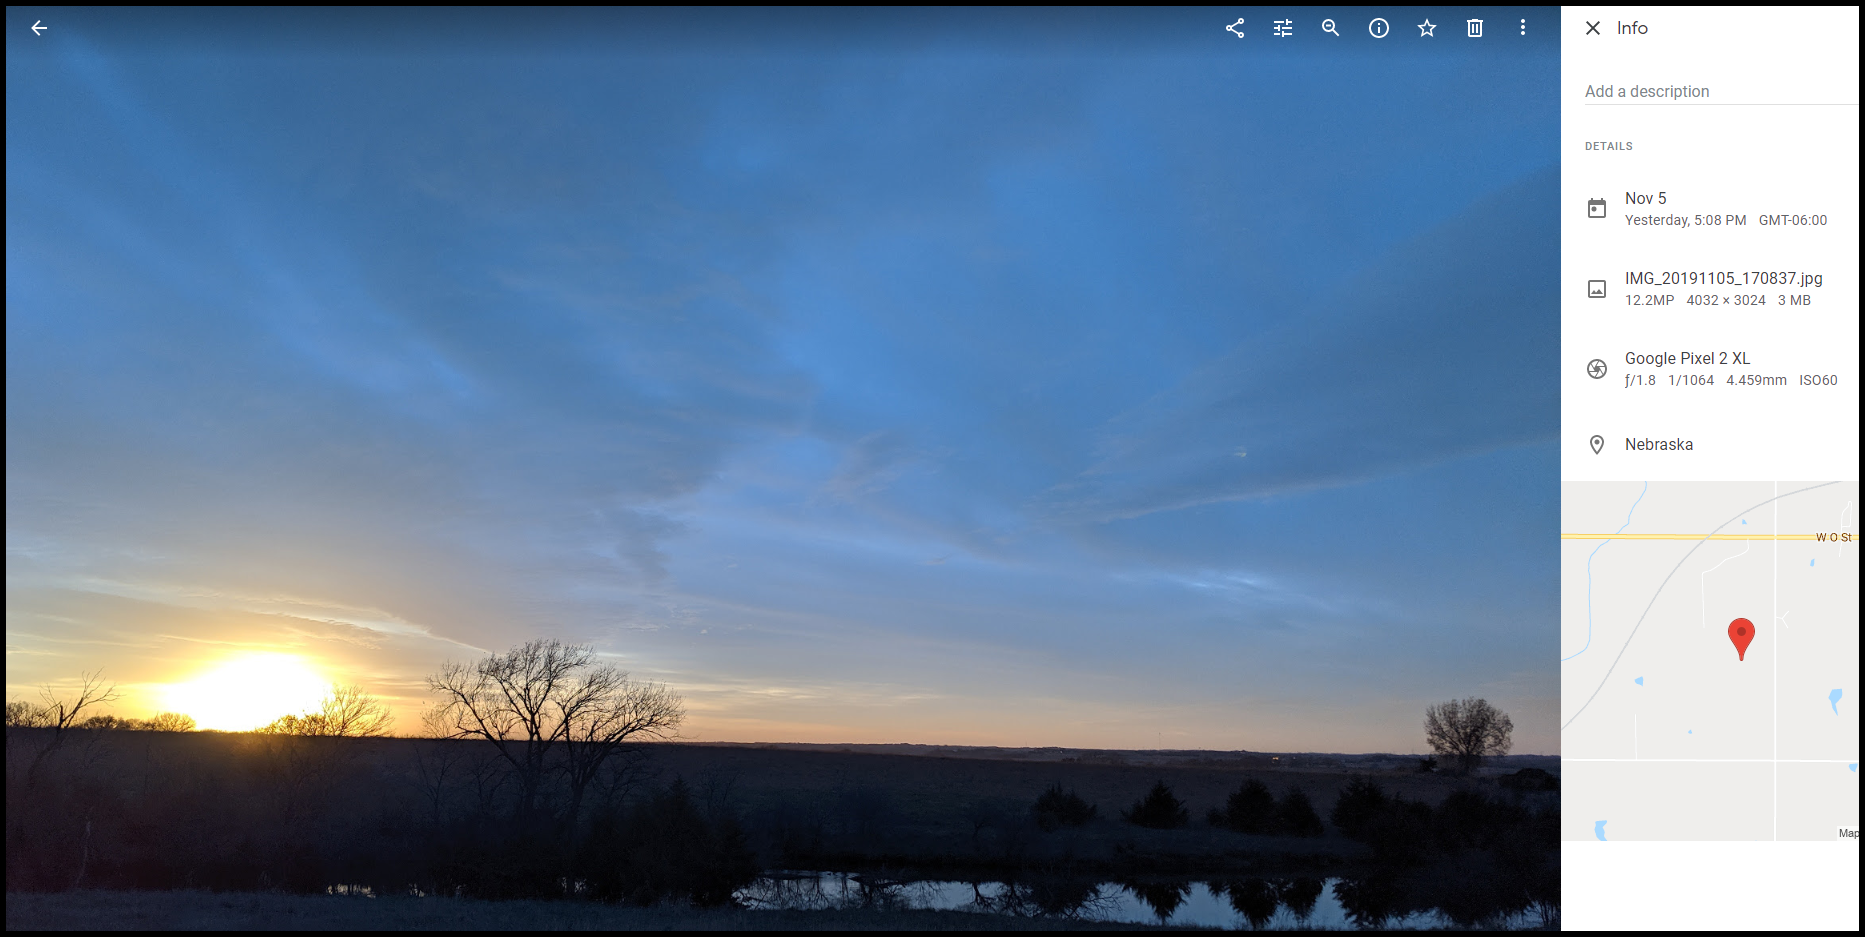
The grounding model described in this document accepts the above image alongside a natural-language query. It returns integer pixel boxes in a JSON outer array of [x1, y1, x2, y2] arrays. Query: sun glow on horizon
[[163, 653, 330, 731]]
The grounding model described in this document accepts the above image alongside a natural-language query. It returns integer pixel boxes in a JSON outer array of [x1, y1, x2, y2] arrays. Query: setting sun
[[163, 653, 330, 731]]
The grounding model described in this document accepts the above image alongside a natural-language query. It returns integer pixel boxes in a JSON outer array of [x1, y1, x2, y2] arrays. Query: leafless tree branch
[[1423, 697, 1514, 775], [425, 639, 684, 821]]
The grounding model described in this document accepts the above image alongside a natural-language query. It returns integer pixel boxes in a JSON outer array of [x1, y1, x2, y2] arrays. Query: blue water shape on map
[[1831, 689, 1844, 714], [1741, 519, 1747, 525], [1635, 677, 1644, 686], [1810, 558, 1816, 566], [1851, 764, 1857, 772], [1568, 482, 1647, 662], [1593, 821, 1608, 841]]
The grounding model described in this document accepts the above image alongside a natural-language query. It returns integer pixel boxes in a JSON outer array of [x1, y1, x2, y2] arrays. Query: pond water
[[737, 871, 1556, 930]]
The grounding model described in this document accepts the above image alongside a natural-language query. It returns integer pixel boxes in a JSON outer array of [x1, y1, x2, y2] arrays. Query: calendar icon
[[1587, 198, 1607, 218]]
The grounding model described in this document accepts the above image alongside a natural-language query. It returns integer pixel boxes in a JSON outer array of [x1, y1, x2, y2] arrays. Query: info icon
[[1587, 198, 1607, 219]]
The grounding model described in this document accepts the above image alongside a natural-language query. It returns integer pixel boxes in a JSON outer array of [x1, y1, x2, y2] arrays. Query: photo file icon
[[1587, 198, 1607, 218], [1587, 279, 1607, 299]]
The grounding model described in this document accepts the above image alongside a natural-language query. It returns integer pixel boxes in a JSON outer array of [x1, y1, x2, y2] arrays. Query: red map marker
[[1728, 618, 1755, 661]]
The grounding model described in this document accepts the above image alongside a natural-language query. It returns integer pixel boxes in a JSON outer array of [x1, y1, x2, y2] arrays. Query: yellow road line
[[1561, 533, 1834, 541]]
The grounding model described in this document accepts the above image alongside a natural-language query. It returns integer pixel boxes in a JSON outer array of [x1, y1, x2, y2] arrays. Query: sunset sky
[[7, 10, 1560, 751]]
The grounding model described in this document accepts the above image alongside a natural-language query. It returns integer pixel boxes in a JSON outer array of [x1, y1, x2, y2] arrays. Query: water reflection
[[1120, 879, 1190, 922], [1278, 877, 1324, 920], [966, 878, 1119, 919], [1021, 878, 1106, 918], [741, 872, 925, 912], [1333, 875, 1404, 929], [1218, 878, 1279, 928], [736, 871, 1554, 929]]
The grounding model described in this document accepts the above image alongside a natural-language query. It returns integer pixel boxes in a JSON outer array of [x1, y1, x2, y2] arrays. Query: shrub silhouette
[[142, 712, 197, 732], [1332, 783, 1555, 869], [1211, 778, 1277, 834], [1498, 767, 1559, 792], [78, 712, 197, 732], [1275, 786, 1324, 837], [1364, 796, 1435, 865], [260, 685, 393, 738], [1332, 779, 1427, 857], [1123, 780, 1189, 829], [1330, 776, 1390, 840], [1031, 783, 1097, 831], [1432, 788, 1532, 852]]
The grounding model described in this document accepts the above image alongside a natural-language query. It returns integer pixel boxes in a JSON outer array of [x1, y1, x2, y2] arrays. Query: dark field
[[645, 742, 1557, 872], [6, 730, 1558, 927]]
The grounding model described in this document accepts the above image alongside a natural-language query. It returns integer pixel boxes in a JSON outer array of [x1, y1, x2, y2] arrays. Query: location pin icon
[[1589, 434, 1604, 454], [1728, 618, 1755, 661]]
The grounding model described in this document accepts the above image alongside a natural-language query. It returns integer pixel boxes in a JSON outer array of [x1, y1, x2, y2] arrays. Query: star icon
[[1418, 19, 1437, 37]]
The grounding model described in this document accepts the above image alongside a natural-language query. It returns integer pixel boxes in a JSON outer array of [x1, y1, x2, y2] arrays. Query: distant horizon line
[[12, 725, 1562, 757], [670, 740, 1563, 758]]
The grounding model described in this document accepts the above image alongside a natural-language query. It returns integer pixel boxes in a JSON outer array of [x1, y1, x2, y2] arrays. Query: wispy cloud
[[7, 24, 1558, 752]]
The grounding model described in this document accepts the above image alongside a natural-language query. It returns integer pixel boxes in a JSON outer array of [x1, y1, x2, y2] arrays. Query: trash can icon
[[1587, 198, 1607, 218]]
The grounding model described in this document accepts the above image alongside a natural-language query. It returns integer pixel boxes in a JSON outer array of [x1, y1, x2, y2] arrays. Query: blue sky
[[6, 10, 1559, 751]]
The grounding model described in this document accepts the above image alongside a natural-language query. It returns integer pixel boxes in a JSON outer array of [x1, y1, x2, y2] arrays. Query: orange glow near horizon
[[163, 653, 330, 731]]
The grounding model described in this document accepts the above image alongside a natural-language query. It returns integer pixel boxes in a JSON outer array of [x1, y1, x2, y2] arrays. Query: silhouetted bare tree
[[77, 714, 136, 730], [426, 639, 683, 821], [5, 672, 118, 732], [7, 671, 120, 789], [142, 712, 197, 732], [76, 712, 197, 732], [258, 684, 394, 737], [2, 701, 37, 728], [1424, 697, 1513, 775]]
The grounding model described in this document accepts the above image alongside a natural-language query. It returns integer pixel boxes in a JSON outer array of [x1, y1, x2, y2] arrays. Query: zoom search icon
[[1368, 18, 1391, 38], [1323, 19, 1340, 36]]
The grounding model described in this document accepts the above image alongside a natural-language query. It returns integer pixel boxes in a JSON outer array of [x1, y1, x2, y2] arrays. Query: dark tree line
[[8, 664, 1549, 913], [1208, 778, 1324, 837], [5, 642, 755, 905]]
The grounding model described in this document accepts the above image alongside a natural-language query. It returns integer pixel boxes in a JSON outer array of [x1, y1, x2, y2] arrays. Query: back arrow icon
[[32, 20, 47, 36]]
